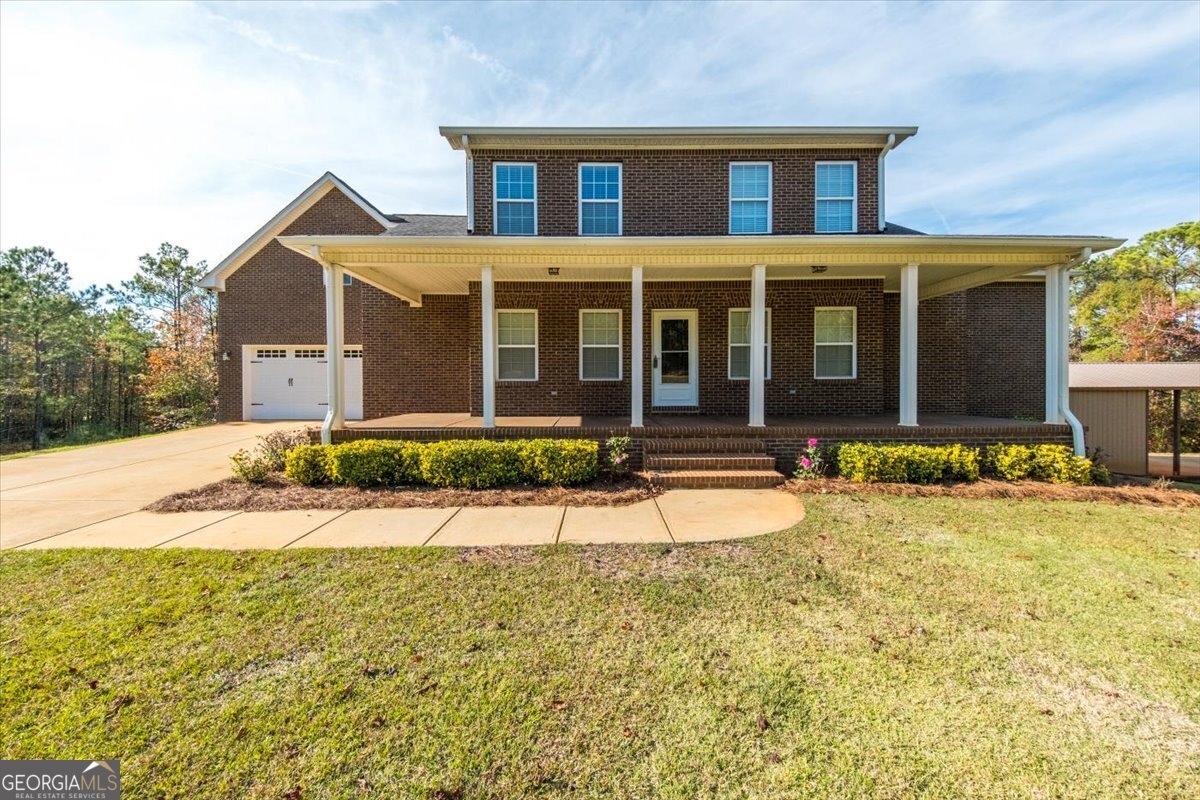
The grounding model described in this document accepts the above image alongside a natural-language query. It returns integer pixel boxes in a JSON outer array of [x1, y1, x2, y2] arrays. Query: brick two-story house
[[200, 126, 1122, 485]]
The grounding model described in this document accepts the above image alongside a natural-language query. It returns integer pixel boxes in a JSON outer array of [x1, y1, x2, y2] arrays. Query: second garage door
[[247, 346, 363, 420]]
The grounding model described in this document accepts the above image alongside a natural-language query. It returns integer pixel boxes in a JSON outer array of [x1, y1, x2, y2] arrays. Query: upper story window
[[815, 162, 857, 233], [579, 164, 622, 236], [729, 162, 772, 234], [494, 163, 536, 235], [814, 306, 857, 379]]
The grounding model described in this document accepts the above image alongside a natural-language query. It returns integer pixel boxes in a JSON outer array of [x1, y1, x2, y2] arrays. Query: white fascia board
[[200, 172, 395, 291]]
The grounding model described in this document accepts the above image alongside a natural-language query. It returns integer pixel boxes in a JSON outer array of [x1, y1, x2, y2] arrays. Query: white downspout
[[1058, 247, 1091, 456], [315, 246, 346, 446], [877, 133, 896, 232], [464, 134, 475, 234]]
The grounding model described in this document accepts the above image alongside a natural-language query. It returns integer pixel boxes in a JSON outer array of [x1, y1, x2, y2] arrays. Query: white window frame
[[813, 306, 857, 380], [495, 309, 538, 382], [729, 161, 773, 235], [493, 162, 537, 236], [578, 163, 622, 236], [814, 161, 858, 233], [727, 308, 772, 380], [578, 309, 623, 381]]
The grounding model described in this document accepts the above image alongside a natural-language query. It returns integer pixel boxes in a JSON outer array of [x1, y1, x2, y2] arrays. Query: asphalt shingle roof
[[382, 214, 469, 236]]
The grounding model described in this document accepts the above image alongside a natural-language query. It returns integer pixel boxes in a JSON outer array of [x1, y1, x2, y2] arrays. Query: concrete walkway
[[10, 490, 804, 549]]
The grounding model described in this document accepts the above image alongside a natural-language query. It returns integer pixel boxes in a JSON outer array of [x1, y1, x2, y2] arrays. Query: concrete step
[[643, 438, 765, 454], [645, 469, 786, 489], [645, 454, 777, 471]]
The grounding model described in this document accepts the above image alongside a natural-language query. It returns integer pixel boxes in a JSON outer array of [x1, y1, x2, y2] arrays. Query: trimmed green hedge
[[278, 438, 600, 489], [833, 442, 1092, 485]]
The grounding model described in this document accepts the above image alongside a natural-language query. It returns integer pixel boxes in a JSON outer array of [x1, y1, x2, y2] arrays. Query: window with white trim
[[496, 310, 537, 380], [814, 307, 857, 379], [728, 308, 772, 380], [494, 163, 536, 235], [729, 162, 772, 234], [579, 310, 621, 380], [815, 162, 857, 233], [579, 164, 621, 236]]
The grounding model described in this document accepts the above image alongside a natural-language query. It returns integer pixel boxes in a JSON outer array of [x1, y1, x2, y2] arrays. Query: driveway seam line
[[422, 506, 462, 545], [555, 506, 566, 544], [153, 511, 245, 548], [652, 495, 676, 543], [282, 510, 350, 550], [10, 509, 144, 550]]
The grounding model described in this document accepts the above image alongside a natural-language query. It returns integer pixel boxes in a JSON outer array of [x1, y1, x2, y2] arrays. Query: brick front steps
[[643, 438, 785, 489]]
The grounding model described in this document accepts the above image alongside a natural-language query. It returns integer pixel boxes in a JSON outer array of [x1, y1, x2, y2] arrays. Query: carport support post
[[1173, 388, 1182, 477], [630, 266, 644, 428], [1044, 265, 1063, 424], [898, 262, 919, 426], [481, 265, 496, 429], [749, 264, 766, 427], [320, 258, 346, 446]]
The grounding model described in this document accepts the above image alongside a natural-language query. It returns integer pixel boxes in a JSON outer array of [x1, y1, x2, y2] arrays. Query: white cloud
[[1, 0, 1197, 287]]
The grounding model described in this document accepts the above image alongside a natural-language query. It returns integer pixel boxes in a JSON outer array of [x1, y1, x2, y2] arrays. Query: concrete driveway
[[0, 422, 301, 549]]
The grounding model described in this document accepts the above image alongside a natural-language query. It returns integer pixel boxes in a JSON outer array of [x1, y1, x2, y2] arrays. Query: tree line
[[1, 222, 1196, 455], [0, 243, 215, 453]]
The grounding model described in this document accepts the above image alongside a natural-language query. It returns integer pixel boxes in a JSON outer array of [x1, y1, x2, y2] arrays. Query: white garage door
[[247, 346, 363, 420]]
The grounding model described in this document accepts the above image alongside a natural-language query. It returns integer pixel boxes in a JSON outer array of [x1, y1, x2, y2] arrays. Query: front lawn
[[2, 497, 1197, 798]]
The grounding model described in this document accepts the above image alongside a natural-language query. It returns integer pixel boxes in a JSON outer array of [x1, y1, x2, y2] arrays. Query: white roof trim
[[199, 172, 394, 291]]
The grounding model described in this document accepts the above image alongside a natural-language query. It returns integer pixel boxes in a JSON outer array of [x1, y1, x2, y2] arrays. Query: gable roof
[[1070, 362, 1200, 390], [200, 172, 395, 291]]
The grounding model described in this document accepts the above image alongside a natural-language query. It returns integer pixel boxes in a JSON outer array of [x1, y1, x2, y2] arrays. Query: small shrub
[[284, 444, 329, 486], [257, 428, 312, 472], [420, 440, 522, 489], [606, 435, 632, 477], [518, 439, 599, 486], [230, 449, 271, 484], [984, 444, 1093, 486], [326, 440, 425, 488], [794, 436, 831, 480], [837, 443, 981, 484]]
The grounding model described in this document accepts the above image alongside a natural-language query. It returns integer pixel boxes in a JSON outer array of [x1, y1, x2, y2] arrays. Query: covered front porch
[[278, 232, 1122, 456]]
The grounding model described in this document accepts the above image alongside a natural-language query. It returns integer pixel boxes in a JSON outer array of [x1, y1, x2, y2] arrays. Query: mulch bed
[[784, 477, 1200, 508], [146, 475, 658, 513]]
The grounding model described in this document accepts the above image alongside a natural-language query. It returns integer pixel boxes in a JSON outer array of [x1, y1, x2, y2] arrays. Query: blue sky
[[1, 0, 1198, 288]]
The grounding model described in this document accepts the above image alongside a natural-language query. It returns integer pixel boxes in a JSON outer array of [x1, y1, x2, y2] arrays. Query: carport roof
[[1070, 362, 1200, 390]]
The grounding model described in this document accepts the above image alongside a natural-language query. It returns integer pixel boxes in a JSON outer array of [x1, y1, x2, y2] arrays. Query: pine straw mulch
[[145, 475, 659, 513], [784, 477, 1200, 508]]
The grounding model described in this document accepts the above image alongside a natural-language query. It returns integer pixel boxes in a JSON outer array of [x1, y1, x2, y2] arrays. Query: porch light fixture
[[548, 267, 560, 275], [811, 265, 828, 274]]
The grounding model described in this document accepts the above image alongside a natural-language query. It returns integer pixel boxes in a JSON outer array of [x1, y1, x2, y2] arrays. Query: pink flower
[[800, 456, 812, 468], [807, 438, 819, 448]]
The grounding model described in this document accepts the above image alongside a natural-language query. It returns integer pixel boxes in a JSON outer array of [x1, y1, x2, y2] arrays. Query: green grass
[[2, 496, 1198, 798]]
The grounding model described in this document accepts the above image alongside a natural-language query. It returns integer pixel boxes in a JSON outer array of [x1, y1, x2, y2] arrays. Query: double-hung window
[[496, 310, 537, 380], [494, 163, 536, 235], [579, 164, 621, 235], [579, 310, 621, 380], [728, 308, 772, 380], [815, 162, 857, 232], [814, 307, 856, 379], [729, 162, 772, 234]]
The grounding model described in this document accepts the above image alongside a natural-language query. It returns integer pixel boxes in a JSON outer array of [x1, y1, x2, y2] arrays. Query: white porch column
[[748, 264, 767, 427], [1056, 264, 1072, 424], [481, 265, 496, 429], [630, 266, 644, 428], [1044, 265, 1063, 423], [898, 262, 919, 427], [320, 260, 346, 445]]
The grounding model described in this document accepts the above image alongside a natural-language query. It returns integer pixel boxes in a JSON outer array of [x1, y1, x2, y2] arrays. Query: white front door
[[246, 346, 363, 420], [652, 310, 698, 407]]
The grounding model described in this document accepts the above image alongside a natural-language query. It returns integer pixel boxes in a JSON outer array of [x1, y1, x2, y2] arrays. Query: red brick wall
[[881, 281, 1045, 418], [471, 148, 880, 236], [362, 293, 470, 417], [216, 188, 385, 421], [464, 279, 885, 417]]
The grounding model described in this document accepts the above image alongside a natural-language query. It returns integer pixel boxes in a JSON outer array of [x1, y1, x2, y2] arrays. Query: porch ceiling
[[277, 233, 1123, 306]]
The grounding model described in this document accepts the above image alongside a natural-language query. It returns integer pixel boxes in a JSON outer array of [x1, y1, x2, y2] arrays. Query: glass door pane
[[660, 318, 690, 383]]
